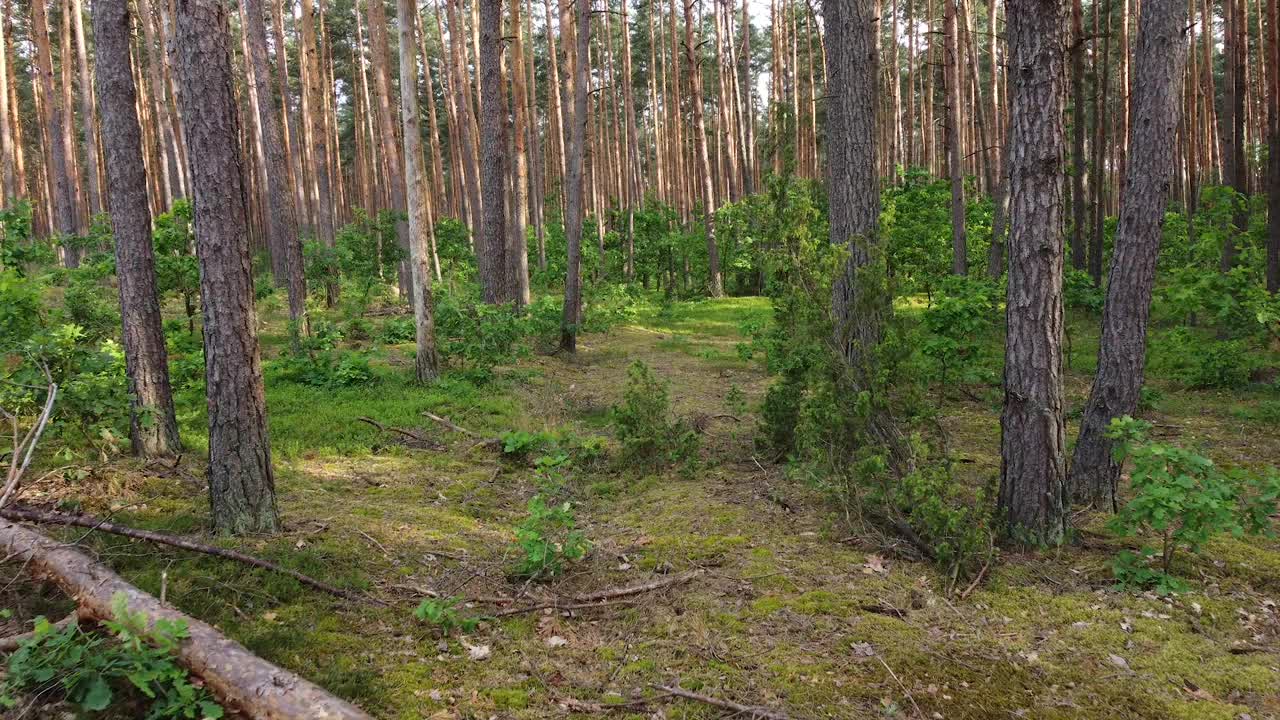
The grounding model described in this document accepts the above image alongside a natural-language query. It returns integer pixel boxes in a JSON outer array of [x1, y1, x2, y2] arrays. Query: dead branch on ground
[[653, 684, 793, 720], [0, 506, 386, 606]]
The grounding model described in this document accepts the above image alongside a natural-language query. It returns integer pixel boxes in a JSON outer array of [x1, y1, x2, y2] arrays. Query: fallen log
[[0, 506, 385, 606], [0, 518, 373, 720]]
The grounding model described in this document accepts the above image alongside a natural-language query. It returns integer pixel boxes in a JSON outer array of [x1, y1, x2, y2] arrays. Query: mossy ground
[[4, 294, 1279, 719]]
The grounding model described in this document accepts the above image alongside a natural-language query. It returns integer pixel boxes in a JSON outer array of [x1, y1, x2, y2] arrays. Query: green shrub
[[512, 495, 590, 580], [1153, 329, 1255, 389], [62, 271, 120, 339], [612, 361, 698, 469], [1106, 417, 1280, 593], [1, 593, 223, 719], [413, 597, 482, 636], [1063, 269, 1105, 313], [920, 276, 1000, 388], [267, 350, 374, 389]]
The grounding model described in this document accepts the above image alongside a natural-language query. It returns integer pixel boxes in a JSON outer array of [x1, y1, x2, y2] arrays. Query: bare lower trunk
[[1069, 0, 1189, 507], [94, 0, 181, 459], [479, 0, 509, 303], [30, 0, 79, 262], [945, 0, 967, 275], [998, 0, 1068, 546], [174, 0, 280, 535]]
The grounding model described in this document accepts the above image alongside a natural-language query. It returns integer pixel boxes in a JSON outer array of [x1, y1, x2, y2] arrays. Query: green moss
[[488, 688, 532, 709]]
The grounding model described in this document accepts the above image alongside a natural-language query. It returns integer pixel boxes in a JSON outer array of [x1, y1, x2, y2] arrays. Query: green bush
[[413, 597, 482, 636], [267, 350, 374, 389], [1063, 269, 1105, 313], [920, 276, 1000, 388], [1, 593, 223, 719], [1153, 329, 1255, 389], [612, 361, 698, 469], [1106, 417, 1280, 593]]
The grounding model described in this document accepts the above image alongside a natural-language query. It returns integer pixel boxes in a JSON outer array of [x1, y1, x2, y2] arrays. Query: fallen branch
[[0, 506, 385, 606], [421, 412, 481, 438], [0, 519, 373, 719], [653, 684, 792, 720], [356, 417, 442, 448], [0, 612, 78, 652], [957, 558, 991, 600], [420, 412, 503, 451], [570, 569, 705, 603], [489, 598, 636, 618]]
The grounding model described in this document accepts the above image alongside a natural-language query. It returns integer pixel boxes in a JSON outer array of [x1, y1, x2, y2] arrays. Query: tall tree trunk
[[479, 0, 509, 303], [998, 0, 1067, 546], [398, 0, 443, 382], [509, 0, 532, 305], [1089, 0, 1113, 285], [174, 0, 280, 535], [242, 0, 306, 346], [1069, 0, 1087, 271], [1222, 0, 1247, 272], [30, 0, 79, 264], [0, 9, 13, 202], [72, 0, 102, 218], [560, 0, 589, 352], [685, 0, 724, 296], [138, 0, 184, 206], [1069, 0, 1189, 508], [94, 0, 182, 459], [299, 0, 336, 263], [1269, 0, 1279, 293], [366, 0, 413, 295], [944, 0, 966, 274]]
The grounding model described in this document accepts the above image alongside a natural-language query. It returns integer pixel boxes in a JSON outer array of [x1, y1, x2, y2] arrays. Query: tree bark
[[242, 0, 306, 347], [1069, 0, 1087, 271], [0, 7, 13, 202], [174, 0, 280, 536], [1269, 0, 1279, 293], [299, 0, 336, 256], [944, 0, 967, 275], [479, 0, 509, 303], [30, 0, 79, 263], [366, 0, 413, 295], [398, 0, 443, 382], [1069, 0, 1188, 508], [685, 0, 724, 296], [998, 0, 1068, 546], [72, 0, 102, 218], [0, 519, 374, 719], [509, 0, 533, 305], [93, 0, 182, 459], [560, 0, 590, 353]]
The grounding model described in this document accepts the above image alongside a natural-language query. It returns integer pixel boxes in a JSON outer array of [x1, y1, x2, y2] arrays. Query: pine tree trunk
[[299, 0, 336, 261], [509, 0, 533, 305], [398, 0, 443, 382], [173, 0, 280, 535], [944, 0, 966, 275], [684, 0, 724, 296], [0, 12, 13, 202], [479, 0, 509, 303], [72, 0, 102, 218], [1070, 0, 1087, 271], [1090, 0, 1112, 285], [1222, 0, 1248, 272], [366, 0, 413, 295], [1269, 0, 1279, 293], [998, 0, 1067, 546], [93, 0, 182, 459], [243, 0, 306, 346], [30, 0, 79, 263], [1069, 0, 1189, 508], [560, 0, 589, 352]]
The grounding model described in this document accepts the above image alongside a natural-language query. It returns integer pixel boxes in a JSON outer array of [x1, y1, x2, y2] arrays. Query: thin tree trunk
[[1070, 0, 1087, 271], [945, 0, 966, 274], [94, 0, 182, 458], [30, 0, 79, 264], [398, 0, 443, 382], [1090, 0, 1113, 285], [243, 0, 306, 346], [0, 8, 13, 202], [72, 0, 102, 218], [174, 0, 280, 535], [299, 0, 336, 262], [366, 0, 413, 295], [1270, 0, 1279, 293], [685, 0, 724, 296], [509, 0, 532, 305], [998, 0, 1067, 546], [560, 0, 590, 352], [1222, 0, 1247, 271]]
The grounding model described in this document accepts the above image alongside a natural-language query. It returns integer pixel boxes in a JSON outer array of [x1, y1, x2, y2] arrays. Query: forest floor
[[5, 295, 1280, 720]]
